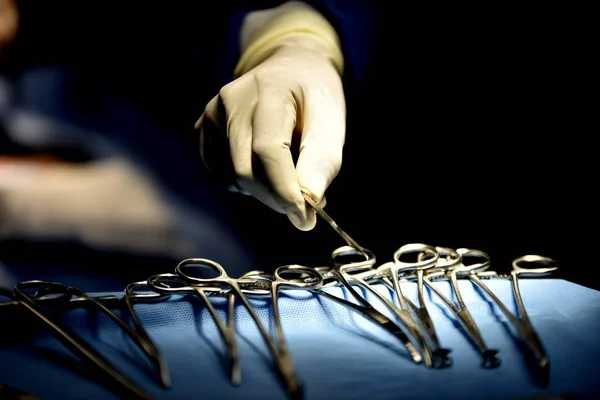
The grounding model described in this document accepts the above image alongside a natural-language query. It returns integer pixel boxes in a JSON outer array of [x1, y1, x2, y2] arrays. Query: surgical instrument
[[371, 243, 450, 368], [14, 286, 121, 310], [417, 248, 500, 368], [18, 279, 167, 385], [462, 255, 558, 387], [6, 282, 155, 400], [336, 246, 443, 367], [302, 193, 440, 365], [152, 258, 305, 400], [121, 281, 172, 388], [302, 194, 429, 361], [175, 258, 305, 399], [302, 192, 367, 254], [227, 264, 324, 398], [315, 246, 428, 365], [146, 271, 241, 386], [33, 280, 172, 388]]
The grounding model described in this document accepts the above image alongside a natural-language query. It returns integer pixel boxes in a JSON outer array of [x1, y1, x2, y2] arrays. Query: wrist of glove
[[234, 1, 344, 77], [196, 1, 345, 231]]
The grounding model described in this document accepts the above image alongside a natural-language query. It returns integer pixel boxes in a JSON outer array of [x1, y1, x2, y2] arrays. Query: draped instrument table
[[1, 279, 599, 400]]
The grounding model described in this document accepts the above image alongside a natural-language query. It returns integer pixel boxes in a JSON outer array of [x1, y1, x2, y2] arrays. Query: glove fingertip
[[288, 213, 316, 231], [317, 195, 327, 209], [300, 181, 327, 204]]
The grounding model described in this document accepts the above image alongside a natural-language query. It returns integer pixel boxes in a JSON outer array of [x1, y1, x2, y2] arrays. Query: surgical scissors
[[6, 281, 155, 400], [376, 243, 451, 368], [419, 248, 500, 368], [145, 270, 241, 386], [462, 254, 558, 387]]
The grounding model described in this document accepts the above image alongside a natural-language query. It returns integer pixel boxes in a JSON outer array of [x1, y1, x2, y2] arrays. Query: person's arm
[[220, 1, 379, 95], [198, 1, 379, 231]]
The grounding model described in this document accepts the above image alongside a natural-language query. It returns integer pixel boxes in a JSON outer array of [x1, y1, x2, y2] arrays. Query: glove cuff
[[234, 1, 344, 78]]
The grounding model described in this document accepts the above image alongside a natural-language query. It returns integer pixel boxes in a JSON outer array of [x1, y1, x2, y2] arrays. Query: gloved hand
[[196, 1, 345, 231]]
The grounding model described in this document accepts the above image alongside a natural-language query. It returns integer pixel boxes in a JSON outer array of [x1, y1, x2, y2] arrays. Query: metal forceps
[[231, 265, 324, 399], [160, 258, 305, 400], [303, 193, 434, 367], [145, 270, 241, 386], [377, 243, 451, 368], [302, 194, 425, 364], [35, 280, 172, 388], [312, 263, 426, 365], [8, 281, 155, 400], [302, 192, 367, 253], [316, 246, 427, 366], [422, 248, 500, 368], [463, 254, 558, 387], [121, 281, 172, 388]]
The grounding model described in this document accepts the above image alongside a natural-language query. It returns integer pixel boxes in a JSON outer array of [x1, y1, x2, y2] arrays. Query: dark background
[[0, 2, 594, 291], [224, 4, 594, 289]]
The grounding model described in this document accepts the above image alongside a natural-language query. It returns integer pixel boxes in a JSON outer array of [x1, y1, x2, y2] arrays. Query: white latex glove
[[195, 1, 345, 231]]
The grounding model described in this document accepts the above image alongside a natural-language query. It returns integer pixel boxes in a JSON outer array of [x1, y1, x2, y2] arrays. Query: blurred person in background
[[0, 0, 379, 289]]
